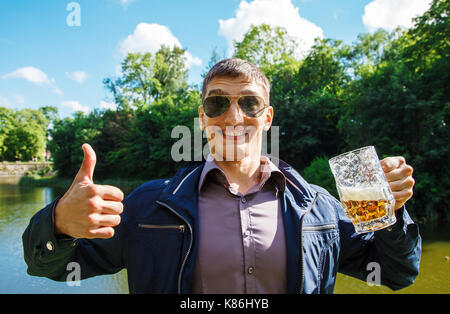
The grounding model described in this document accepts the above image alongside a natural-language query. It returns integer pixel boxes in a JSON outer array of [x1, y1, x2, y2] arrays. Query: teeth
[[224, 131, 245, 136]]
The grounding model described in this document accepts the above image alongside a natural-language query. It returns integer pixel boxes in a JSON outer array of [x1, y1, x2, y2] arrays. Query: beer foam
[[340, 186, 387, 201]]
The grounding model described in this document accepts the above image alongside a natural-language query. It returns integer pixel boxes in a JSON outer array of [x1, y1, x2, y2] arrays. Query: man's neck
[[215, 154, 262, 195]]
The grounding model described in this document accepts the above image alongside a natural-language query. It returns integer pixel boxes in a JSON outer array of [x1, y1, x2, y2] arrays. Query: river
[[0, 177, 448, 294]]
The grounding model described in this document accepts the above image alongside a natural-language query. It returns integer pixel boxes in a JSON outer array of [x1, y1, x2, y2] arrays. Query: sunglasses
[[202, 95, 268, 118]]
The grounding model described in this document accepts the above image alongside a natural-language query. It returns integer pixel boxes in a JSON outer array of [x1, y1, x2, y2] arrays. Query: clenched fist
[[54, 144, 124, 239], [380, 156, 415, 211]]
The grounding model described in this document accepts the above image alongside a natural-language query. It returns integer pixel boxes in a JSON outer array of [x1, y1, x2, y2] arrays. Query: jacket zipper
[[299, 192, 319, 294], [138, 224, 185, 232], [155, 200, 193, 294], [302, 224, 336, 232]]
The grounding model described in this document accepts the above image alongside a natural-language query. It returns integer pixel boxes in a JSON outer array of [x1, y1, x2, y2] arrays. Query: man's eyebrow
[[207, 89, 226, 96]]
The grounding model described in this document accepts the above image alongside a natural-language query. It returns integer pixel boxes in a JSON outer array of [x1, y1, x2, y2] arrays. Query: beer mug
[[329, 146, 396, 233]]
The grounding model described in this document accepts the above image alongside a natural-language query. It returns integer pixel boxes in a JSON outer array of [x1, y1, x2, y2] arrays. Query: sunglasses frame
[[202, 94, 269, 118]]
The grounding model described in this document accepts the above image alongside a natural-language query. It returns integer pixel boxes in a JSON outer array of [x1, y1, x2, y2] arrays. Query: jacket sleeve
[[337, 202, 422, 291], [22, 197, 127, 282]]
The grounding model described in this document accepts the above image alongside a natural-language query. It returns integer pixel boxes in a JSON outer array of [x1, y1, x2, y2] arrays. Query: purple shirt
[[192, 156, 287, 294]]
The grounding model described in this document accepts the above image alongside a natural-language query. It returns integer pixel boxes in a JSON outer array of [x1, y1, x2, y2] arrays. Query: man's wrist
[[52, 196, 70, 237]]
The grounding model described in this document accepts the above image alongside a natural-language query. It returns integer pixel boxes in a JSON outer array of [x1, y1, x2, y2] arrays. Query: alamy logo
[[366, 262, 381, 286], [66, 2, 81, 27], [66, 262, 81, 286]]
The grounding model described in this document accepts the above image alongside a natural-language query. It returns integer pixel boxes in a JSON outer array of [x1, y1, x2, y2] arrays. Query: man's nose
[[223, 101, 244, 125]]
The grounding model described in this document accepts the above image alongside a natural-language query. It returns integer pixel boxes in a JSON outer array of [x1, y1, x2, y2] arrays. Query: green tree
[[121, 90, 201, 179], [92, 109, 135, 179], [0, 107, 53, 161], [3, 122, 45, 161], [0, 107, 16, 160], [103, 46, 189, 110], [49, 111, 102, 177], [340, 29, 393, 78], [233, 24, 299, 75], [302, 156, 338, 198]]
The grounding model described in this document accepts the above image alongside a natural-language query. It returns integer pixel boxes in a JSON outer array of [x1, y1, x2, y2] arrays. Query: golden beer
[[342, 200, 390, 223], [338, 186, 395, 232]]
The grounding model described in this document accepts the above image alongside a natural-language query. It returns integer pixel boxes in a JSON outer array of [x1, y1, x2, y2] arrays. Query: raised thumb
[[75, 143, 96, 183]]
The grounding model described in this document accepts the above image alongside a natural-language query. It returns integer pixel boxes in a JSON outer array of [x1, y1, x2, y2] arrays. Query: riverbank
[[0, 161, 52, 176], [18, 175, 147, 194]]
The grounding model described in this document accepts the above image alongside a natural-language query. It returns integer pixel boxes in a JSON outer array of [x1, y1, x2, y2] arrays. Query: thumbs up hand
[[54, 144, 124, 239]]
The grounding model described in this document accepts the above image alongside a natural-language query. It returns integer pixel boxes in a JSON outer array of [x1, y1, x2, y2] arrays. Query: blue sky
[[0, 0, 432, 118]]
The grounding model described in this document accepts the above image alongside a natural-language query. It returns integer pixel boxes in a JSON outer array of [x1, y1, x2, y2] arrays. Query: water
[[0, 177, 448, 294]]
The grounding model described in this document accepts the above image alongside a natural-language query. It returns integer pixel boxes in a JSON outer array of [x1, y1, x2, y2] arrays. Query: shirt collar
[[198, 154, 286, 194]]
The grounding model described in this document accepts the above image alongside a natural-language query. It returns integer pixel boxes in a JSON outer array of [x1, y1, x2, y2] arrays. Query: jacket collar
[[197, 154, 287, 195], [157, 162, 205, 226]]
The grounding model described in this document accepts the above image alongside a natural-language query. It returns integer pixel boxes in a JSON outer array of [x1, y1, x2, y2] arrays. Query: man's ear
[[198, 105, 205, 131], [263, 106, 274, 131]]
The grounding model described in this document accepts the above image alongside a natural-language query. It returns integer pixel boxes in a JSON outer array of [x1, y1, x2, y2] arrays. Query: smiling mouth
[[221, 127, 252, 142]]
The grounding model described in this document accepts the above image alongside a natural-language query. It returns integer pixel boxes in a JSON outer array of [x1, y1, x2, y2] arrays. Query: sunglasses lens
[[203, 96, 230, 118], [238, 96, 265, 117]]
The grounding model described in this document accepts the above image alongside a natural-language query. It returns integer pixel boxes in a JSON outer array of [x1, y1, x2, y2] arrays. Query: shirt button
[[241, 197, 247, 204], [46, 241, 54, 251], [248, 266, 254, 274], [243, 230, 250, 237]]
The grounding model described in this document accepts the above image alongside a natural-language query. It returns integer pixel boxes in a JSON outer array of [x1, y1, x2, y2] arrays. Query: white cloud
[[2, 66, 63, 96], [66, 71, 88, 84], [363, 0, 433, 31], [98, 100, 118, 111], [218, 0, 323, 58], [119, 22, 202, 68], [3, 66, 49, 85], [61, 100, 91, 114]]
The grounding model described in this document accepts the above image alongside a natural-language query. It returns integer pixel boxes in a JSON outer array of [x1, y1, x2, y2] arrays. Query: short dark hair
[[201, 58, 270, 103]]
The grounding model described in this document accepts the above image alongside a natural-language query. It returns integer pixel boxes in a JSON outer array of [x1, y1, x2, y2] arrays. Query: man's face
[[199, 75, 273, 162]]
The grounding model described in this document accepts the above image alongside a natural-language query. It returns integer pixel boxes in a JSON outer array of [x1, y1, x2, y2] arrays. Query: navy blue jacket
[[22, 159, 421, 293]]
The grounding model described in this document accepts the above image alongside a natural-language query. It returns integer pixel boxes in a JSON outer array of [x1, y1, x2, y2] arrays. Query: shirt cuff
[[47, 196, 78, 250]]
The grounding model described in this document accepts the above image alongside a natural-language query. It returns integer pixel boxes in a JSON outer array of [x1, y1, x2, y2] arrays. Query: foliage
[[49, 111, 103, 178], [233, 23, 299, 73], [103, 46, 189, 110], [301, 156, 338, 199], [0, 107, 56, 161]]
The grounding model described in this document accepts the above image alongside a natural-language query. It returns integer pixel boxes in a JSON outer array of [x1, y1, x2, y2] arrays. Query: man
[[22, 58, 420, 294]]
